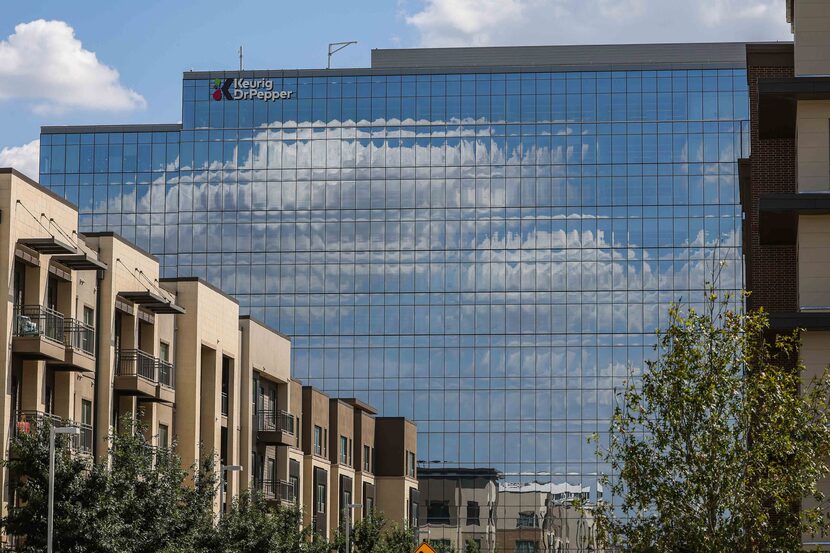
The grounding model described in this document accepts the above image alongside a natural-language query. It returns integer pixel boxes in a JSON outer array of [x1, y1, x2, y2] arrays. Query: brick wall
[[746, 62, 798, 313]]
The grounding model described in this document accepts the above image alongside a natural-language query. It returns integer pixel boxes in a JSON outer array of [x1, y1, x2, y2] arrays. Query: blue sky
[[0, 0, 791, 178]]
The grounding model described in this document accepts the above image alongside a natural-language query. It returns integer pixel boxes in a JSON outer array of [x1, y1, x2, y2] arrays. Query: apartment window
[[82, 306, 94, 352], [363, 445, 371, 472], [426, 500, 450, 524], [515, 541, 537, 553], [289, 474, 299, 502], [316, 482, 326, 514], [158, 423, 169, 449], [407, 451, 416, 478], [340, 435, 348, 464], [289, 459, 300, 503], [314, 425, 323, 456], [159, 341, 169, 362], [517, 511, 538, 529], [81, 400, 93, 453], [323, 429, 328, 457], [466, 501, 480, 526], [267, 458, 276, 486]]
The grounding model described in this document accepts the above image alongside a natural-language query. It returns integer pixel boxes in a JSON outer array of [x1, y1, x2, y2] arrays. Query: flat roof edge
[[81, 231, 159, 262], [159, 276, 240, 305], [42, 124, 182, 134], [0, 168, 78, 211], [372, 42, 751, 70], [239, 314, 292, 341]]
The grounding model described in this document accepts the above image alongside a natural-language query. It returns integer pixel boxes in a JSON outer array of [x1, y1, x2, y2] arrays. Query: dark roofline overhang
[[770, 312, 830, 332], [159, 276, 240, 305], [757, 76, 830, 139], [757, 193, 830, 245], [41, 124, 182, 135], [239, 314, 291, 341], [418, 467, 503, 479]]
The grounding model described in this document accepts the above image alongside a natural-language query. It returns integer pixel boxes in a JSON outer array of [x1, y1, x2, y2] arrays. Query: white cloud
[[405, 0, 791, 47], [0, 20, 146, 113], [0, 139, 39, 181]]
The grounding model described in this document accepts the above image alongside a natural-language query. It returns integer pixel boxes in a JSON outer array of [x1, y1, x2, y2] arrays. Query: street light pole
[[219, 464, 243, 518], [344, 502, 362, 553], [48, 426, 80, 553]]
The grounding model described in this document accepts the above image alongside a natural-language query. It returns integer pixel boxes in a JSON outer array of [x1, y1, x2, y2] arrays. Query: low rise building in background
[[0, 168, 418, 545], [418, 468, 597, 553]]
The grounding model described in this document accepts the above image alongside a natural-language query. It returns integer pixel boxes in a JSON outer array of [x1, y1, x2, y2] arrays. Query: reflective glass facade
[[40, 63, 749, 504]]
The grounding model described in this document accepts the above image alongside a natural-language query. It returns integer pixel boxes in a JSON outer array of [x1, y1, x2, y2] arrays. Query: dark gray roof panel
[[41, 124, 182, 134], [371, 42, 750, 70]]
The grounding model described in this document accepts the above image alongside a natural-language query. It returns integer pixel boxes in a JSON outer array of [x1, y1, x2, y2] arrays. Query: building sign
[[211, 78, 294, 102]]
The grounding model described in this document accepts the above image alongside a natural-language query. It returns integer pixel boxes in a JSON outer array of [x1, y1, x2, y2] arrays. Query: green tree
[[2, 415, 216, 553], [351, 510, 386, 553], [105, 422, 215, 552], [205, 493, 336, 553], [596, 292, 830, 552], [2, 418, 102, 552], [380, 523, 417, 553], [463, 538, 481, 553]]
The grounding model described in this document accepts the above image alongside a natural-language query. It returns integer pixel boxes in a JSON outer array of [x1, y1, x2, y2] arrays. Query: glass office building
[[39, 43, 748, 515]]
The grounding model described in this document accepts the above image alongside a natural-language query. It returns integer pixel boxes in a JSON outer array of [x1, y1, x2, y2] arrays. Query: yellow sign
[[414, 542, 437, 553]]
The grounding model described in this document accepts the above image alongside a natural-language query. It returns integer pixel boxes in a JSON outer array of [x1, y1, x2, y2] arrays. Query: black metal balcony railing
[[13, 305, 64, 344], [64, 318, 95, 355], [117, 349, 156, 381], [13, 410, 93, 455], [256, 409, 295, 435], [117, 349, 175, 390], [221, 391, 229, 416], [255, 479, 295, 502], [158, 359, 174, 389]]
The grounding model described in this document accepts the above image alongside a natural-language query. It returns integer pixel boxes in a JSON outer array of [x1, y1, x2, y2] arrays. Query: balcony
[[51, 319, 96, 373], [12, 305, 66, 361], [114, 349, 175, 403], [12, 410, 93, 456], [221, 391, 229, 417], [254, 479, 295, 504], [256, 409, 296, 447]]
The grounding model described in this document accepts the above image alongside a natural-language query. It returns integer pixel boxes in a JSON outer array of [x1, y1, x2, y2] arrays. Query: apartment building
[[0, 168, 417, 540], [740, 0, 830, 548]]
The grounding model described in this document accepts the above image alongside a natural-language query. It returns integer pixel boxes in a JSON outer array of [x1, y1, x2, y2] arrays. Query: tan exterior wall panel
[[799, 215, 830, 307], [796, 101, 830, 192], [794, 0, 830, 76]]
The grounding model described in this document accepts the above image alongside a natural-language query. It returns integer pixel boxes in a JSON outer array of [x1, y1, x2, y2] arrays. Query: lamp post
[[344, 502, 362, 553], [48, 426, 80, 553], [219, 464, 243, 517]]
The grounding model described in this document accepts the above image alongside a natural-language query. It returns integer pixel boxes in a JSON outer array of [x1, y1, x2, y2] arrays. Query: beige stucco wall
[[376, 476, 419, 527], [796, 101, 830, 192], [84, 233, 169, 458], [159, 278, 240, 511], [793, 0, 830, 77], [798, 215, 830, 307], [0, 171, 85, 515]]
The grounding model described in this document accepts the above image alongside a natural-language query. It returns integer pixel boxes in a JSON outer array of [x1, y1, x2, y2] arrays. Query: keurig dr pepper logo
[[211, 78, 294, 101]]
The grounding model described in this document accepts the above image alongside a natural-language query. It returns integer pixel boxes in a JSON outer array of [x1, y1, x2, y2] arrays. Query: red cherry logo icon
[[212, 89, 222, 101]]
